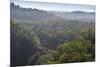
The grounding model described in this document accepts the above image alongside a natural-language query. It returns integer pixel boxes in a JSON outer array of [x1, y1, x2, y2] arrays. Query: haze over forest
[[10, 1, 95, 66]]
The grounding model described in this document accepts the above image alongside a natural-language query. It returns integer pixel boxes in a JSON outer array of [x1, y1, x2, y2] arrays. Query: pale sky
[[11, 0, 95, 5], [11, 0, 95, 12]]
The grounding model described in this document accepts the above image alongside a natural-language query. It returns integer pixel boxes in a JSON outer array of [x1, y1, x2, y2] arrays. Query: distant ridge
[[10, 2, 95, 22], [10, 2, 55, 22], [71, 11, 95, 14]]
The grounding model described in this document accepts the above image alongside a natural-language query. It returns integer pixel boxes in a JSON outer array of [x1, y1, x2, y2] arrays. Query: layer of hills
[[10, 2, 56, 22], [10, 2, 95, 23]]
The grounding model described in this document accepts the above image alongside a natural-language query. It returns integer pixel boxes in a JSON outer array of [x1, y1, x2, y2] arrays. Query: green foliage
[[11, 18, 95, 66], [57, 40, 93, 62], [11, 20, 41, 48], [36, 54, 54, 64], [36, 50, 59, 64]]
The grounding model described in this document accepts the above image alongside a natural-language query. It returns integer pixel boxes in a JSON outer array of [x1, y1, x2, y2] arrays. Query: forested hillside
[[10, 2, 95, 66], [10, 2, 56, 22]]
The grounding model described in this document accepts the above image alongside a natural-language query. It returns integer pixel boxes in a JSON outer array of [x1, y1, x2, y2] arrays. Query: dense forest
[[10, 2, 95, 66]]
